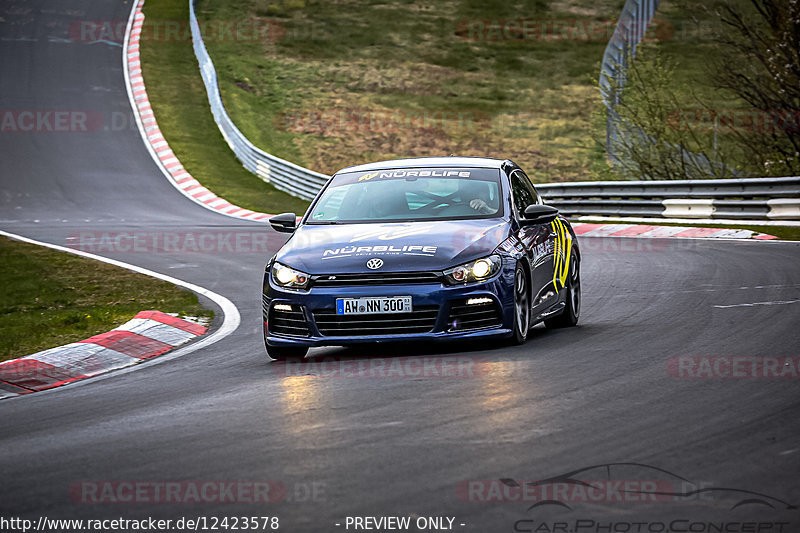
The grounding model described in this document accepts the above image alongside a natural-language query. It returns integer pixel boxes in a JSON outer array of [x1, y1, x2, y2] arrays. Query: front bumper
[[263, 263, 516, 348]]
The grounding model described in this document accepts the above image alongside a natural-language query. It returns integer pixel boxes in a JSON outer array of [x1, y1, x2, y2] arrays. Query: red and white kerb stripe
[[571, 223, 777, 240], [0, 311, 208, 398]]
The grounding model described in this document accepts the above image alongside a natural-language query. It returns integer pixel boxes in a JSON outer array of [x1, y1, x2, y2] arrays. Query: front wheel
[[511, 264, 530, 345], [266, 344, 308, 361], [545, 254, 580, 329]]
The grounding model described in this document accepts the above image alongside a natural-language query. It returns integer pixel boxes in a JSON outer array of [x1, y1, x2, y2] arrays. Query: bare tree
[[711, 0, 800, 176], [606, 48, 735, 180], [603, 0, 799, 179]]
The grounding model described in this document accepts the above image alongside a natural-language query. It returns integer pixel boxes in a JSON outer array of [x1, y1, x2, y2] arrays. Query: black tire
[[511, 264, 530, 345], [545, 254, 580, 329], [266, 344, 308, 361]]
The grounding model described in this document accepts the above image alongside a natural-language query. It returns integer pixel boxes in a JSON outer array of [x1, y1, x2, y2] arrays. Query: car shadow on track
[[266, 322, 589, 369]]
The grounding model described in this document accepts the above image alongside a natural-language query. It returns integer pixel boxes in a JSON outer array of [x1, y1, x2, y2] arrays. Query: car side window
[[510, 171, 536, 218], [519, 171, 543, 205]]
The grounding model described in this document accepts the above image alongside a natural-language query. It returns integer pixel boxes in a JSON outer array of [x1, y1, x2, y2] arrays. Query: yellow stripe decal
[[560, 221, 572, 288], [550, 219, 573, 292], [558, 220, 566, 286], [551, 220, 561, 293]]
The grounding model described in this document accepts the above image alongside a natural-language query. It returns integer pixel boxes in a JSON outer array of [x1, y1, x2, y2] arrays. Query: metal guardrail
[[188, 1, 798, 221], [599, 0, 722, 177], [189, 1, 329, 200], [537, 177, 800, 220], [599, 1, 657, 119], [599, 0, 659, 167]]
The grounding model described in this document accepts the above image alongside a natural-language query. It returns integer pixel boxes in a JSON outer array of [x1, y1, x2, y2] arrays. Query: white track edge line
[[0, 229, 241, 399]]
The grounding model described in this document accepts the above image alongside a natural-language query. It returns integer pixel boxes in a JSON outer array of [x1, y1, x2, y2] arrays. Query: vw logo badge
[[366, 258, 384, 270]]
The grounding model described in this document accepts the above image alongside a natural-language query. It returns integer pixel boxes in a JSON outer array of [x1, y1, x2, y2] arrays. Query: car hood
[[276, 219, 510, 274]]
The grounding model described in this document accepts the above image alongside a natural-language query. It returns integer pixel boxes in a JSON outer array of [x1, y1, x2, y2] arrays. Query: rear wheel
[[266, 344, 308, 361], [545, 254, 580, 329], [511, 264, 530, 345]]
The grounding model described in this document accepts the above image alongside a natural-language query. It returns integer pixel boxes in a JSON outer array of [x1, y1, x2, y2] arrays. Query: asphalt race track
[[1, 0, 799, 531]]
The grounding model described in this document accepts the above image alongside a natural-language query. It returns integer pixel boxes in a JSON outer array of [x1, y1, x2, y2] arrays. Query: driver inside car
[[458, 180, 495, 214]]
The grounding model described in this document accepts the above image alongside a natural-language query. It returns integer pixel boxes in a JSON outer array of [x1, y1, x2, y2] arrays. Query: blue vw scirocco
[[263, 157, 580, 360]]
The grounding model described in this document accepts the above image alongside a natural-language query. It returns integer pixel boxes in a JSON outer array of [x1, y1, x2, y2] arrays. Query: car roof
[[336, 156, 510, 174]]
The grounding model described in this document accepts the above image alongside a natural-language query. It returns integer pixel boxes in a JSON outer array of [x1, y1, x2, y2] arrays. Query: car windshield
[[307, 167, 503, 223]]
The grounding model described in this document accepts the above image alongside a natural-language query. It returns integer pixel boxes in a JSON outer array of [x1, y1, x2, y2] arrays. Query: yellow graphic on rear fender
[[551, 219, 572, 293]]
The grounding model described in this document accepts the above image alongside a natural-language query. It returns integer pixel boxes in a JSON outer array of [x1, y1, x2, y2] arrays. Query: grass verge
[[196, 0, 617, 182], [0, 237, 214, 363], [141, 0, 792, 233], [139, 0, 624, 217]]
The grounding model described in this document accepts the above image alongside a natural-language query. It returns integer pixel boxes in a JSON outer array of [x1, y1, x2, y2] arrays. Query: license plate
[[336, 296, 412, 315]]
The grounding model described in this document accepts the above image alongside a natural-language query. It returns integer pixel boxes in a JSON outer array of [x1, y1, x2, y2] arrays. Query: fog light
[[274, 303, 293, 312], [466, 297, 493, 305]]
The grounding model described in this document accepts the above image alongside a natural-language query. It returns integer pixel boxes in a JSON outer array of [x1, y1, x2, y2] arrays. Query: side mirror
[[520, 204, 559, 225], [269, 212, 297, 233]]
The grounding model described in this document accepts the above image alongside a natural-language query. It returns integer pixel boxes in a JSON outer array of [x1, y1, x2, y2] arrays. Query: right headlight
[[271, 262, 310, 290], [444, 255, 502, 285]]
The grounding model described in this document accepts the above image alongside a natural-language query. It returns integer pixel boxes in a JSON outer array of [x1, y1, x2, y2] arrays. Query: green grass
[[196, 0, 621, 183], [0, 237, 214, 362], [141, 0, 777, 214], [140, 0, 632, 207]]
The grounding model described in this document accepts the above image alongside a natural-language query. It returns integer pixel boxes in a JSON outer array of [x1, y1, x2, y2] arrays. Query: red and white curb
[[571, 223, 777, 240], [0, 311, 208, 398], [123, 0, 272, 223], [0, 229, 241, 400]]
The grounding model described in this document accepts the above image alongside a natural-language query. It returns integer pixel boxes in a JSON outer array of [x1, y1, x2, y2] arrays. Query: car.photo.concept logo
[[458, 463, 797, 532]]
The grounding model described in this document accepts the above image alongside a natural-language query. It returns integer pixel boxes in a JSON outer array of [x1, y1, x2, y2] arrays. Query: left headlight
[[271, 262, 310, 290], [444, 255, 502, 285]]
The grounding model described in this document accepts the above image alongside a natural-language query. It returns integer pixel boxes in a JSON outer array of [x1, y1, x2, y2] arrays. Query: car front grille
[[310, 272, 441, 288], [268, 304, 310, 337], [312, 306, 439, 337], [448, 299, 503, 332]]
